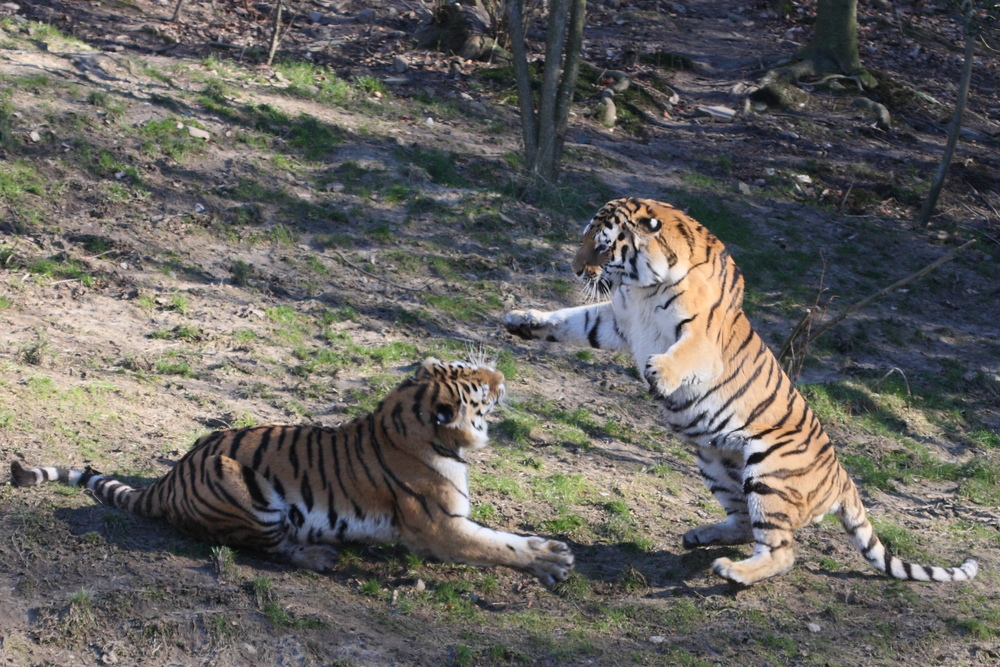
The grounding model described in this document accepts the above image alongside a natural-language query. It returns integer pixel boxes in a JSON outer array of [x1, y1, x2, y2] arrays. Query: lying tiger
[[506, 197, 978, 585], [10, 358, 574, 586]]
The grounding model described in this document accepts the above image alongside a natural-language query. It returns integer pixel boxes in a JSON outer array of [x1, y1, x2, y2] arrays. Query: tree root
[[851, 97, 892, 130]]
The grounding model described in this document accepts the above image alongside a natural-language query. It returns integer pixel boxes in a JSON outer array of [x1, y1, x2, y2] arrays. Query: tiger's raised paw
[[644, 353, 683, 397], [504, 310, 550, 341], [525, 537, 575, 587]]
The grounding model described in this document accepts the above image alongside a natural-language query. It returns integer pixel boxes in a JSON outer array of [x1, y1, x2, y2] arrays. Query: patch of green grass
[[273, 60, 352, 105], [18, 338, 51, 366], [400, 147, 465, 187], [469, 503, 497, 523], [155, 353, 194, 378], [88, 90, 127, 120], [167, 293, 189, 314], [0, 160, 47, 200], [423, 292, 503, 321], [138, 118, 201, 161], [532, 473, 592, 504], [212, 546, 238, 580], [355, 75, 387, 96], [229, 259, 254, 286], [869, 516, 926, 562], [150, 324, 201, 341], [956, 458, 1000, 505], [539, 509, 588, 537]]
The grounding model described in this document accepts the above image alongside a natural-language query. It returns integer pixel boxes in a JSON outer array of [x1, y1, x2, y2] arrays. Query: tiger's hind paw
[[288, 545, 339, 572], [711, 551, 795, 586]]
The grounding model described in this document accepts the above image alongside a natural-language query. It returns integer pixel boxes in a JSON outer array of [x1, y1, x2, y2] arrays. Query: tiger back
[[10, 358, 574, 586], [506, 197, 977, 585]]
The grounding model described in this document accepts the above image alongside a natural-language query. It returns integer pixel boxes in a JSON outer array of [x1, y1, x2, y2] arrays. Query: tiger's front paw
[[505, 310, 550, 341], [525, 536, 575, 587], [644, 353, 683, 397]]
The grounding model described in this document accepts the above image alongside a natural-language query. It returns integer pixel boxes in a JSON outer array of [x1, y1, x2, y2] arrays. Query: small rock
[[391, 56, 407, 73], [27, 130, 40, 142], [792, 174, 812, 184], [649, 636, 667, 644], [737, 181, 752, 195], [308, 11, 324, 22], [324, 182, 345, 192], [414, 578, 426, 592], [101, 44, 124, 52], [807, 622, 822, 633], [764, 167, 776, 176], [777, 131, 799, 140], [186, 125, 211, 140], [425, 117, 435, 127], [115, 171, 126, 179], [194, 203, 206, 213], [459, 92, 473, 102], [694, 105, 736, 122], [752, 178, 765, 186], [274, 71, 288, 83], [1, 3, 21, 12]]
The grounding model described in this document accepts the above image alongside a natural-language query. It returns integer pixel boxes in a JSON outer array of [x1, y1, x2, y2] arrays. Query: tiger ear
[[433, 403, 455, 425], [416, 357, 442, 380]]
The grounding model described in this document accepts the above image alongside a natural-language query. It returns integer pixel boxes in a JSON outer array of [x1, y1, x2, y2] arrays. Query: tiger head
[[410, 358, 506, 452], [572, 197, 713, 293]]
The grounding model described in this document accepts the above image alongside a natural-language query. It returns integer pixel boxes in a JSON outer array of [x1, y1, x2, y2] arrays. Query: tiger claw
[[504, 310, 545, 341]]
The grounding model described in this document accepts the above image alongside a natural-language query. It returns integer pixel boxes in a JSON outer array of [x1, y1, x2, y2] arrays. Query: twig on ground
[[874, 367, 911, 397], [782, 239, 976, 363], [327, 250, 441, 295]]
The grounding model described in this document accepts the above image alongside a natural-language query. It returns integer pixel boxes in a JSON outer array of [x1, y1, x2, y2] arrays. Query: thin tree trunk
[[506, 0, 538, 170], [267, 1, 284, 67], [798, 0, 862, 74], [550, 0, 586, 176], [172, 0, 185, 22], [915, 1, 976, 227], [534, 0, 570, 179]]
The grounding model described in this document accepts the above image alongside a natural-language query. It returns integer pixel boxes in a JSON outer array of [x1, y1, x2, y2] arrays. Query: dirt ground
[[1, 0, 999, 665]]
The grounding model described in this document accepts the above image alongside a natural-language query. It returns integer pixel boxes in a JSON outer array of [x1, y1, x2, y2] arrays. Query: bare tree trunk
[[267, 0, 284, 67], [172, 0, 185, 23], [506, 0, 537, 170], [797, 0, 862, 75], [763, 0, 874, 87], [506, 0, 587, 182], [915, 0, 976, 227]]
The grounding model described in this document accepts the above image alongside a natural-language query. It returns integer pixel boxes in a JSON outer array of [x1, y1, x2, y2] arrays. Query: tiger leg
[[644, 336, 724, 396], [189, 456, 338, 571], [683, 447, 753, 549], [504, 303, 627, 350], [398, 514, 574, 587], [710, 473, 797, 585]]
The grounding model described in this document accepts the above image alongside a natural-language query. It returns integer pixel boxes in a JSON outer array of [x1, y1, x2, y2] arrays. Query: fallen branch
[[327, 250, 466, 296], [777, 239, 976, 365]]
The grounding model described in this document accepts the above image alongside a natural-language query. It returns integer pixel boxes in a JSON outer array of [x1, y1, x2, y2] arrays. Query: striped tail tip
[[10, 461, 41, 487], [957, 558, 978, 580]]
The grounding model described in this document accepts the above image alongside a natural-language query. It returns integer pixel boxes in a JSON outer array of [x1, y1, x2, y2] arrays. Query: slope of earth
[[1, 1, 999, 665]]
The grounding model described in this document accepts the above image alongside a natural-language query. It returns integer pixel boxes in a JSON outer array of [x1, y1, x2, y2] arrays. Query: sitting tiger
[[9, 358, 574, 586], [506, 197, 977, 585]]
